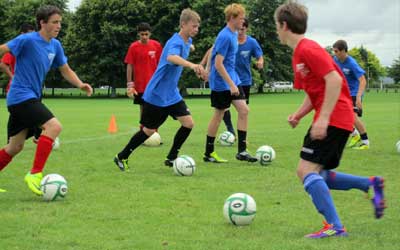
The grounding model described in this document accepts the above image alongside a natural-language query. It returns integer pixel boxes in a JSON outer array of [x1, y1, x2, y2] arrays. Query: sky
[[67, 0, 400, 66]]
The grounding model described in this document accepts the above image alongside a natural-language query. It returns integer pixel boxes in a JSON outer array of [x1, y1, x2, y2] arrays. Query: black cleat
[[236, 151, 258, 162]]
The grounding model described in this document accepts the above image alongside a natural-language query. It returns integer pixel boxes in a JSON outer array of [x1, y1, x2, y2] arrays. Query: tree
[[388, 56, 400, 83], [348, 46, 386, 84]]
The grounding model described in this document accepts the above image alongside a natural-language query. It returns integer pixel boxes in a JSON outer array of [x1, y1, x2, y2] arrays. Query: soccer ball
[[173, 155, 196, 176], [223, 193, 256, 226], [396, 140, 400, 153], [143, 132, 162, 146], [218, 131, 235, 146], [40, 174, 68, 201], [52, 137, 60, 150], [256, 145, 276, 166]]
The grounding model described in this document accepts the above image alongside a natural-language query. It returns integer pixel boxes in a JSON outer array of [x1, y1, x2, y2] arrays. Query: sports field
[[0, 91, 399, 250]]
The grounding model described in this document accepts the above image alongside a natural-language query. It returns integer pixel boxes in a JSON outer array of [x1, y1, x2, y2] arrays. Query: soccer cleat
[[352, 143, 369, 150], [370, 176, 386, 219], [113, 155, 129, 171], [236, 151, 258, 162], [164, 159, 174, 167], [0, 188, 6, 193], [305, 221, 348, 239], [24, 172, 43, 196], [203, 151, 228, 163], [348, 134, 361, 148]]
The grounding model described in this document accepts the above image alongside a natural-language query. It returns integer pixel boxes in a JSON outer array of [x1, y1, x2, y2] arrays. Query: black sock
[[360, 133, 368, 140], [167, 126, 192, 160], [205, 135, 216, 156], [118, 130, 149, 159], [237, 130, 247, 153], [223, 110, 235, 135]]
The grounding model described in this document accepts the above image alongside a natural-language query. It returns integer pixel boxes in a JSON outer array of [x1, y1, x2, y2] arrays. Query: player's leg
[[232, 94, 257, 162], [204, 91, 230, 163], [164, 101, 194, 166], [353, 115, 369, 149], [222, 110, 235, 136]]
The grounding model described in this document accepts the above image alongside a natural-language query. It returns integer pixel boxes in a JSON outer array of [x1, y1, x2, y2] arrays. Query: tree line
[[0, 0, 398, 91]]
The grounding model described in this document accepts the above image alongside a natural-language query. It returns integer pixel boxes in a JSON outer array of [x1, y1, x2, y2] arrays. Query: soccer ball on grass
[[40, 174, 68, 201], [173, 155, 196, 176], [223, 193, 256, 226]]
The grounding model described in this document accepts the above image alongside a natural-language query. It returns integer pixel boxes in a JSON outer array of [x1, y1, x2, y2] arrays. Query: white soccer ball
[[52, 137, 60, 150], [218, 131, 235, 146], [256, 145, 276, 166], [143, 132, 162, 146], [223, 193, 256, 226], [173, 155, 196, 176], [396, 140, 400, 153], [40, 174, 68, 201]]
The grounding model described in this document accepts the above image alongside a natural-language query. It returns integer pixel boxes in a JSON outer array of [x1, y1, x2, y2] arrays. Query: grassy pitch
[[0, 91, 399, 250]]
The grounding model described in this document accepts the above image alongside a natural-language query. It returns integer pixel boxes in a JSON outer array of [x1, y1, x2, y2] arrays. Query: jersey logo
[[296, 63, 310, 77], [48, 53, 55, 65], [240, 50, 250, 58], [148, 51, 156, 58], [342, 68, 350, 75]]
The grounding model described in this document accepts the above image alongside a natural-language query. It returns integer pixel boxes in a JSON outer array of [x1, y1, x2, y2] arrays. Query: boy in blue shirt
[[333, 40, 369, 149], [114, 8, 206, 170], [223, 18, 264, 136], [0, 5, 93, 195], [203, 3, 257, 163]]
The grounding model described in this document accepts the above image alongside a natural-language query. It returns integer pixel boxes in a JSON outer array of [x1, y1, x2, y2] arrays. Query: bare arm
[[215, 54, 238, 95], [288, 95, 313, 128], [355, 74, 367, 109], [167, 55, 206, 80], [0, 62, 13, 79], [126, 64, 133, 83], [255, 56, 264, 70], [311, 70, 343, 139], [59, 63, 92, 96]]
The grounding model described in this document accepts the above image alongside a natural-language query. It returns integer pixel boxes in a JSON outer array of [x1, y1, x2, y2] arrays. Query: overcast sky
[[67, 0, 400, 66]]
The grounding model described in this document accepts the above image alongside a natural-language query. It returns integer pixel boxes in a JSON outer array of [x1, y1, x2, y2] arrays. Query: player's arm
[[311, 70, 342, 139], [215, 54, 239, 95], [0, 62, 13, 79], [355, 74, 367, 109], [126, 64, 137, 97], [58, 63, 92, 96], [0, 44, 10, 58], [167, 55, 206, 80], [255, 56, 264, 70], [288, 95, 313, 128]]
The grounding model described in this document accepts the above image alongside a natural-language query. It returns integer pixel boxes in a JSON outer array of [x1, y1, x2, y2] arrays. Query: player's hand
[[80, 83, 93, 96], [310, 118, 329, 140], [356, 96, 362, 110], [256, 61, 264, 70], [127, 87, 138, 98], [230, 85, 239, 96], [287, 114, 300, 128]]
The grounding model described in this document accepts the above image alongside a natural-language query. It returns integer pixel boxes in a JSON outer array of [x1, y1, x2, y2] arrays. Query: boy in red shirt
[[124, 22, 162, 127], [274, 2, 385, 238]]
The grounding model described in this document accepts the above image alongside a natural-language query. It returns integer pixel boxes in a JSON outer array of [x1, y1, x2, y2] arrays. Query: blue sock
[[320, 170, 370, 192], [304, 173, 343, 229]]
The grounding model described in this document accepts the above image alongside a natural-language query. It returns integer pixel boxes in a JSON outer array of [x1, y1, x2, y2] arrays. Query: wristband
[[127, 81, 134, 88]]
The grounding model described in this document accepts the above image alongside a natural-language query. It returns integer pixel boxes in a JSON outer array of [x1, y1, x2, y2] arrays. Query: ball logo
[[233, 203, 242, 208]]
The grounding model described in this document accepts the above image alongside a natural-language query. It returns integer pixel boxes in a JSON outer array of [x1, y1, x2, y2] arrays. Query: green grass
[[0, 92, 399, 250]]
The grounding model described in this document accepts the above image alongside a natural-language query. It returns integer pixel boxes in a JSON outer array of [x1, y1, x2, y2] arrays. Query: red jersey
[[124, 39, 162, 93], [292, 38, 354, 131], [1, 52, 16, 92]]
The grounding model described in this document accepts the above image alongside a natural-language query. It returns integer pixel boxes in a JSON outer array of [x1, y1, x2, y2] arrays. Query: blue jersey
[[6, 32, 67, 106], [143, 33, 191, 107], [235, 35, 263, 86], [334, 55, 365, 96], [209, 26, 241, 91]]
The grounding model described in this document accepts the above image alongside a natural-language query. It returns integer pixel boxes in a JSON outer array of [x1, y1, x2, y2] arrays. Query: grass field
[[0, 92, 399, 250]]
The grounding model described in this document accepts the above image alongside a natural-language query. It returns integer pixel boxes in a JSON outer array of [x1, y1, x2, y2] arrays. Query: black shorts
[[133, 93, 144, 105], [351, 96, 363, 117], [300, 126, 350, 170], [140, 100, 191, 129], [210, 86, 246, 110], [7, 99, 54, 139], [240, 85, 251, 104]]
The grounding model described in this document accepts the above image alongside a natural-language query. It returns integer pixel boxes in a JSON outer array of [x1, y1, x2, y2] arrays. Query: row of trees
[[0, 0, 398, 91]]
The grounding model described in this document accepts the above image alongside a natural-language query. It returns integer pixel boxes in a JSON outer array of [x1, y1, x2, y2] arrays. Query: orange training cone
[[108, 115, 118, 133]]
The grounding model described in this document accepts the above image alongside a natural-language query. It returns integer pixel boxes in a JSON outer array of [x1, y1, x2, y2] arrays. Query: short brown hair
[[224, 3, 246, 22], [333, 40, 348, 52], [274, 1, 308, 34], [36, 5, 62, 30], [180, 8, 201, 26]]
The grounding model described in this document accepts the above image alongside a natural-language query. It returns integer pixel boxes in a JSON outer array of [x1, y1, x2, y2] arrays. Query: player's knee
[[6, 143, 24, 156]]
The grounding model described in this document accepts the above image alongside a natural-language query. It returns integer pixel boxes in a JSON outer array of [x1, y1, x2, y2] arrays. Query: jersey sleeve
[[52, 41, 68, 69], [214, 33, 231, 58], [165, 40, 182, 64], [302, 47, 336, 79], [349, 58, 366, 79], [6, 34, 28, 58], [251, 38, 263, 59], [1, 52, 14, 65], [124, 43, 135, 64]]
